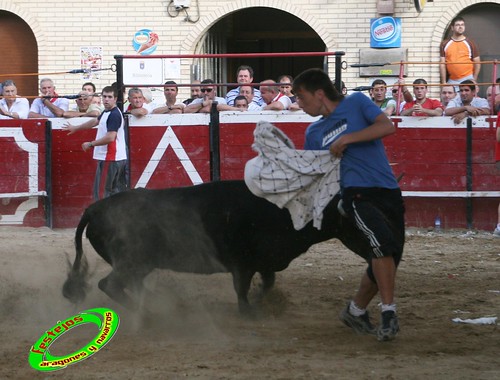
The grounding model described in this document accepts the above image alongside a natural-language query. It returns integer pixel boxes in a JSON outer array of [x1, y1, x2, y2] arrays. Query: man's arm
[[41, 98, 67, 117], [82, 131, 117, 152], [152, 104, 184, 114], [129, 107, 149, 117], [184, 100, 207, 113], [62, 118, 99, 135], [423, 107, 444, 117], [439, 57, 447, 84], [262, 101, 285, 111], [472, 56, 481, 81], [64, 104, 102, 118], [329, 113, 395, 158]]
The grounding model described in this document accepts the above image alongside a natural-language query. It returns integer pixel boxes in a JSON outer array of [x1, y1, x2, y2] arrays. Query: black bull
[[63, 180, 372, 314]]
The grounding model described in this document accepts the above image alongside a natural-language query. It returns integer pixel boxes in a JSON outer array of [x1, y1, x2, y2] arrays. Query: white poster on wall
[[122, 58, 164, 85], [163, 58, 181, 80], [80, 46, 103, 80]]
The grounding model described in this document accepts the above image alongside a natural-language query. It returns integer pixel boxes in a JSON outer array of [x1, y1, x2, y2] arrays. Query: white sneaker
[[493, 227, 500, 237]]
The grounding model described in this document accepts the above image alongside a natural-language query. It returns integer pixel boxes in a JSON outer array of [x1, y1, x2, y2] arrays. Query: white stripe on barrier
[[134, 126, 203, 188]]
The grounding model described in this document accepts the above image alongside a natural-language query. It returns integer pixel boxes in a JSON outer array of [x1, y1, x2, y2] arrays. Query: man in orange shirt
[[440, 16, 480, 85]]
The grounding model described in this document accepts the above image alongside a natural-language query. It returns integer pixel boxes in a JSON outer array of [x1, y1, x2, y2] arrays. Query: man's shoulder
[[226, 87, 239, 95], [446, 99, 462, 108], [402, 100, 415, 109], [190, 98, 203, 105], [15, 97, 29, 106], [426, 98, 444, 108], [471, 97, 488, 108], [88, 103, 104, 113]]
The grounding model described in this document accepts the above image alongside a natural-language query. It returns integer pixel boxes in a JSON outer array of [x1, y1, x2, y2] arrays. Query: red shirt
[[402, 98, 444, 116]]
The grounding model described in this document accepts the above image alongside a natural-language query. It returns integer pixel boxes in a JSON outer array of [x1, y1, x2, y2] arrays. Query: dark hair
[[292, 68, 343, 102], [82, 82, 96, 92], [201, 79, 214, 85], [451, 16, 465, 26], [237, 65, 254, 78], [164, 80, 177, 85], [372, 79, 387, 88], [102, 85, 117, 97], [234, 95, 248, 104], [413, 78, 428, 86], [239, 85, 254, 94], [459, 79, 476, 92], [278, 74, 293, 83]]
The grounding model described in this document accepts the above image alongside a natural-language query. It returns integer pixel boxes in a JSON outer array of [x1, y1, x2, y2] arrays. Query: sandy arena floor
[[0, 226, 499, 379]]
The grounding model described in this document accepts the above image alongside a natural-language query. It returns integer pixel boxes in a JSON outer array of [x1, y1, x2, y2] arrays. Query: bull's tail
[[62, 209, 90, 304]]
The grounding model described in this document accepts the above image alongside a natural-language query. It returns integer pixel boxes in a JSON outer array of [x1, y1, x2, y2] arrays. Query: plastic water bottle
[[434, 216, 441, 232]]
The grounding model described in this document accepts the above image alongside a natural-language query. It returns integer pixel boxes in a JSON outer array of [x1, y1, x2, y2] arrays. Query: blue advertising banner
[[370, 17, 401, 48]]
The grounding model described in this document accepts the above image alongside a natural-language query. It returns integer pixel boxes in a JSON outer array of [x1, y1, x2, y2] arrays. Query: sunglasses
[[201, 88, 213, 93], [392, 89, 399, 93]]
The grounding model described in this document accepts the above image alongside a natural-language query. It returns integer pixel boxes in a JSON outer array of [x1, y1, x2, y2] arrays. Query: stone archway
[[0, 2, 45, 101], [182, 0, 334, 92], [431, 0, 500, 95], [0, 10, 38, 99]]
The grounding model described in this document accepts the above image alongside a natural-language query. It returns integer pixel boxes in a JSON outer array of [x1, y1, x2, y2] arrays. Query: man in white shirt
[[0, 80, 29, 119], [125, 88, 154, 117], [259, 80, 291, 111], [239, 85, 261, 111], [152, 81, 185, 114], [184, 79, 241, 113], [29, 78, 69, 118], [445, 79, 489, 124]]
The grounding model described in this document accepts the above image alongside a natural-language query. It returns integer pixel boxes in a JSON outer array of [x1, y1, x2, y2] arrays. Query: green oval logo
[[28, 308, 119, 372]]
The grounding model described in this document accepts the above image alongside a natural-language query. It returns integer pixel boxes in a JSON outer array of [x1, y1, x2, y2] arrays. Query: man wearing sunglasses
[[184, 79, 241, 113]]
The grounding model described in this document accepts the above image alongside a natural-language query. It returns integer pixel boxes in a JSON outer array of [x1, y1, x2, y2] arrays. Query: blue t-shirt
[[304, 92, 398, 190]]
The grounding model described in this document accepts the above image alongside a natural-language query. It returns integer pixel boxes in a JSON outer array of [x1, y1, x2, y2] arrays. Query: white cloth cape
[[244, 121, 340, 230]]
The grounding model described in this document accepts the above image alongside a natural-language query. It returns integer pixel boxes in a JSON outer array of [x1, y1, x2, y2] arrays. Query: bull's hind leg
[[98, 270, 143, 311], [232, 268, 255, 316]]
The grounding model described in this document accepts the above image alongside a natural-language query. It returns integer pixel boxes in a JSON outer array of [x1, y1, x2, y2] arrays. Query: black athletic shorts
[[342, 187, 405, 282]]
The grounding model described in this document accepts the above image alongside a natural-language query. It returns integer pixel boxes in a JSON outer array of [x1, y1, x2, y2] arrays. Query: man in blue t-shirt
[[293, 68, 405, 342]]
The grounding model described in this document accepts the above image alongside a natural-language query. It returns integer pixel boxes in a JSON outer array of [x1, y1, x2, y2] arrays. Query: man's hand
[[62, 122, 77, 135], [82, 141, 93, 152], [329, 135, 349, 158], [451, 111, 468, 124]]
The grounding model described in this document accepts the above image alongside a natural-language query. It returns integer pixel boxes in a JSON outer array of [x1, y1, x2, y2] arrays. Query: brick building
[[1, 0, 499, 102]]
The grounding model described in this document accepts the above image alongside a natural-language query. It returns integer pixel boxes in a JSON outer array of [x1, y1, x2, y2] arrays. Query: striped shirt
[[93, 107, 127, 161]]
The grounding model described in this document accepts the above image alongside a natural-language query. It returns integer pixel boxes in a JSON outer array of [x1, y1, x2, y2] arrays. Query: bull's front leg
[[259, 271, 275, 293], [231, 268, 255, 316]]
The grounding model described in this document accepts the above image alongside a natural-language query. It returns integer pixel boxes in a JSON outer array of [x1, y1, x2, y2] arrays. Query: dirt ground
[[0, 226, 498, 380]]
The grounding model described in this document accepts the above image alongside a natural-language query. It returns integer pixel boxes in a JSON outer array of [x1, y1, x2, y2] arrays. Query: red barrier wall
[[1, 114, 499, 231], [0, 119, 47, 226]]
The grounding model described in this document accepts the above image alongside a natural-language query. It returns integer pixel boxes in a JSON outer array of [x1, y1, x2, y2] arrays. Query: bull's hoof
[[238, 302, 257, 319]]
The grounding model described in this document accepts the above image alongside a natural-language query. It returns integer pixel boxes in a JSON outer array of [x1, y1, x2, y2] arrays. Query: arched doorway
[[194, 7, 326, 96], [443, 2, 500, 96], [0, 10, 38, 101]]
